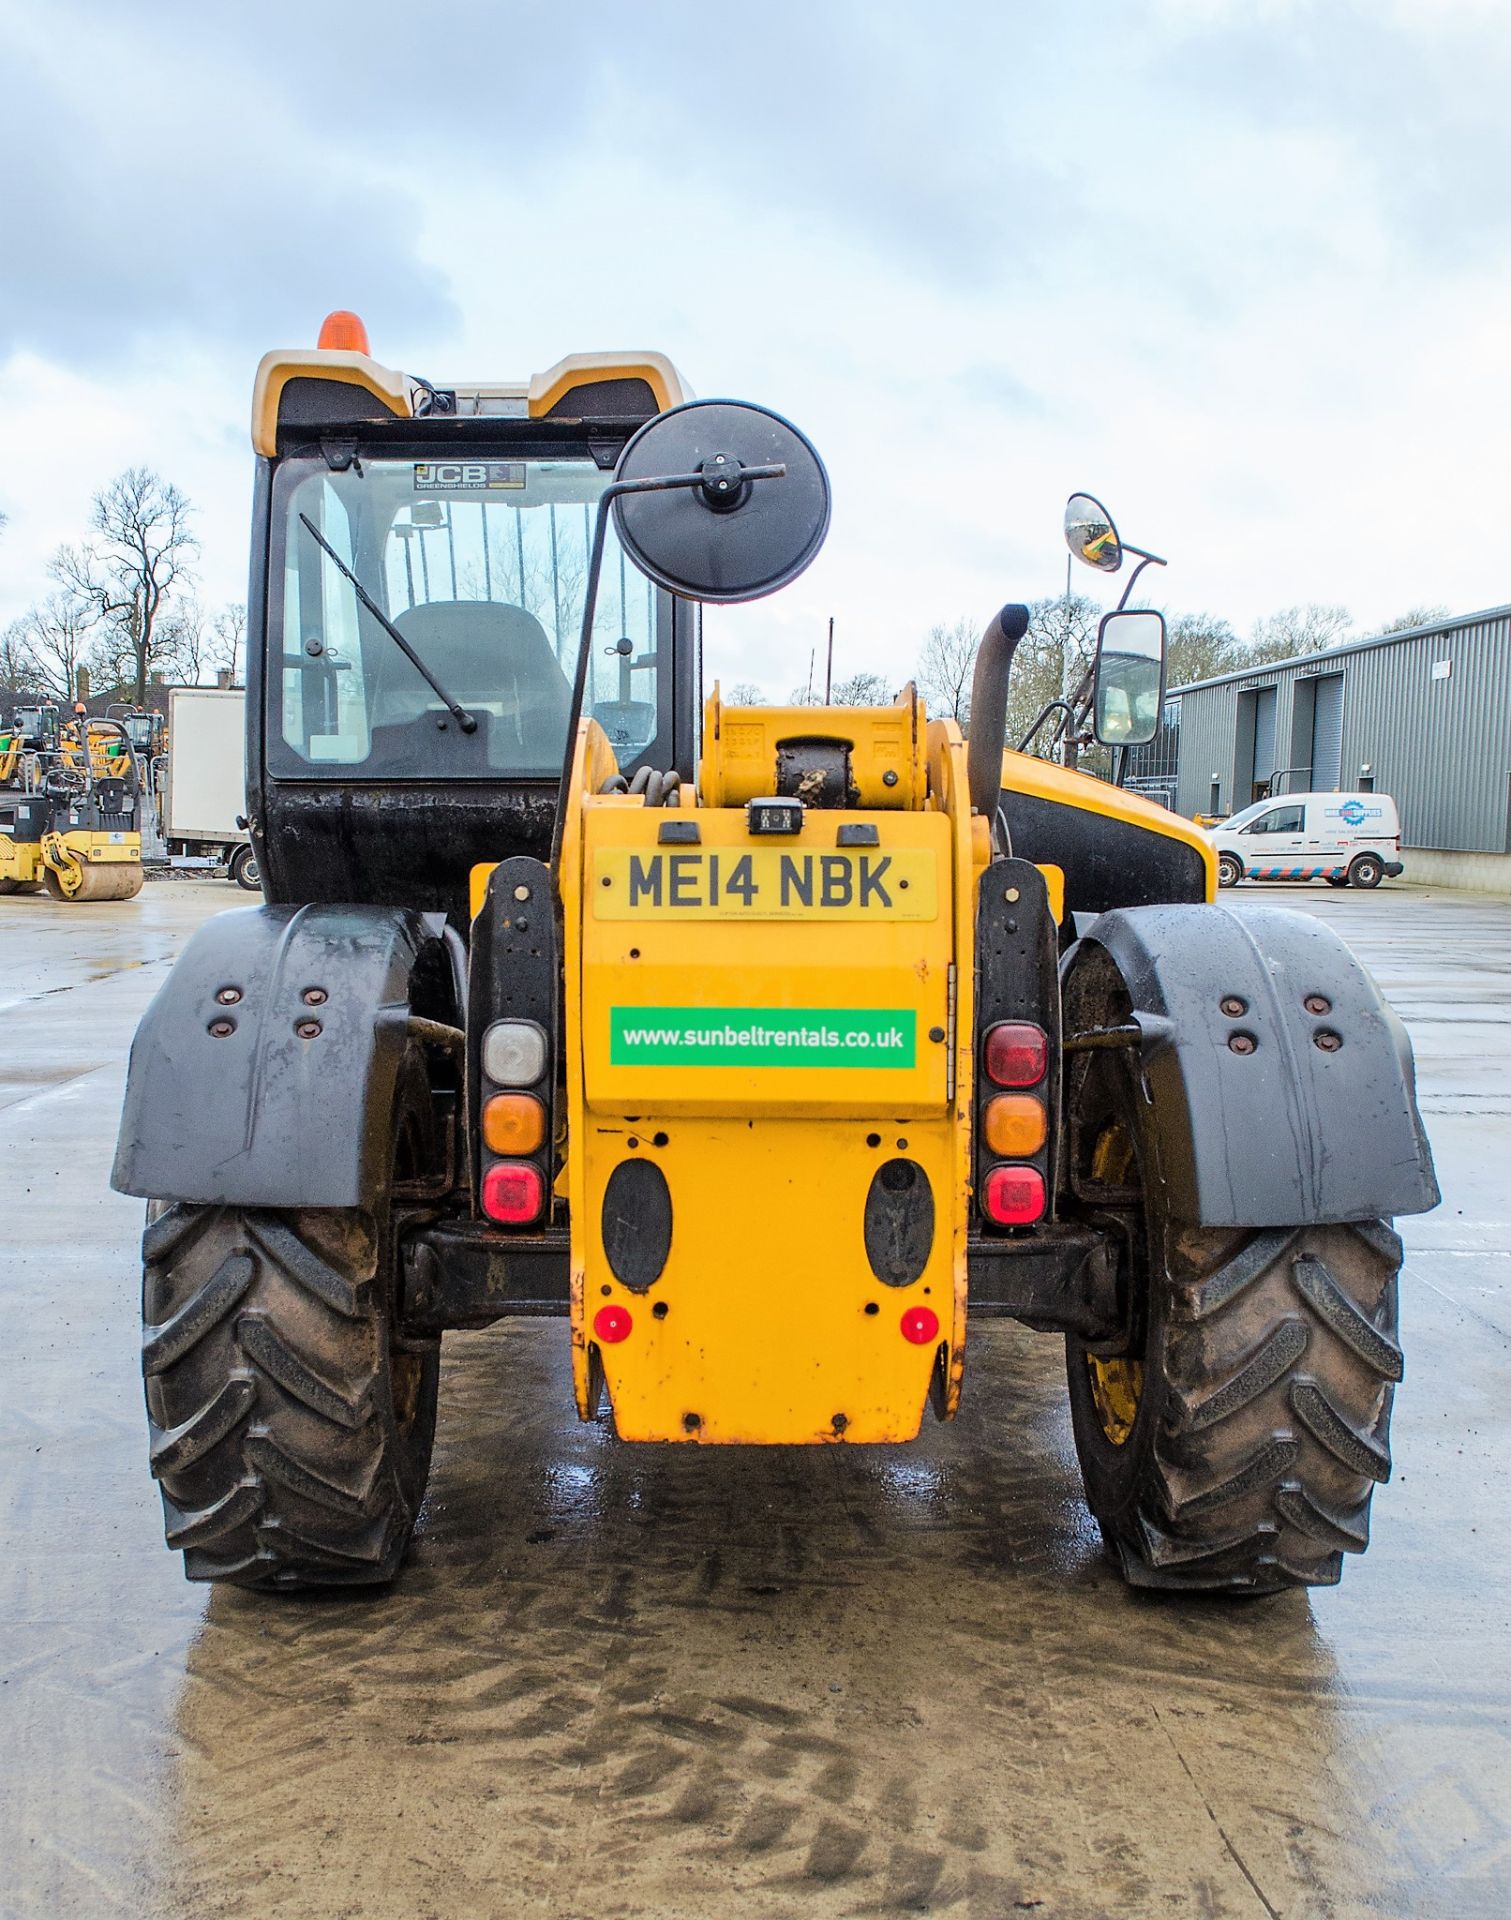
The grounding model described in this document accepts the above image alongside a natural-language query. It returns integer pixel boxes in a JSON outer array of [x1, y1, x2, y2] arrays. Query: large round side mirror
[[612, 400, 830, 603], [1092, 608, 1167, 747], [1064, 492, 1123, 573]]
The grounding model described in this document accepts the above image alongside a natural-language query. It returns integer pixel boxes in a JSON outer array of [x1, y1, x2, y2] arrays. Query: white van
[[1209, 792, 1404, 890]]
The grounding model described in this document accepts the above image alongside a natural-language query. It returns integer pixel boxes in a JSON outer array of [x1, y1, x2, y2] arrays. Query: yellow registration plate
[[593, 846, 937, 920]]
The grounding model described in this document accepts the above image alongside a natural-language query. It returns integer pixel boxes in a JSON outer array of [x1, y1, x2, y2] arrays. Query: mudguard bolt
[[1304, 994, 1332, 1015], [1314, 1029, 1342, 1052], [1220, 995, 1246, 1017], [296, 1019, 322, 1039], [215, 986, 241, 1005], [208, 1018, 235, 1038], [302, 987, 327, 1005], [1228, 1031, 1257, 1054]]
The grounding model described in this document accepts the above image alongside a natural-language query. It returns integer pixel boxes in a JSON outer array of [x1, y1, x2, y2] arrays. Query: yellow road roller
[[1, 715, 145, 900]]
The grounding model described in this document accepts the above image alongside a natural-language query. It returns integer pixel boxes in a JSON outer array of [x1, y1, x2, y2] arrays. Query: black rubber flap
[[864, 1159, 935, 1287], [601, 1158, 673, 1292], [612, 400, 830, 604]]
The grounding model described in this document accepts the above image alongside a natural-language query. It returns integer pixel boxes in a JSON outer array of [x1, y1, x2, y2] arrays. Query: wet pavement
[[3, 876, 1509, 1919]]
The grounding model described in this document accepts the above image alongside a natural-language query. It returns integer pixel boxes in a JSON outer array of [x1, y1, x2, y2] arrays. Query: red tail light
[[983, 1164, 1047, 1225], [984, 1021, 1048, 1088], [481, 1160, 544, 1225]]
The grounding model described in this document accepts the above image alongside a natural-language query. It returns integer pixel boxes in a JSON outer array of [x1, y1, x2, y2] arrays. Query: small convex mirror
[[1065, 492, 1122, 573], [612, 399, 831, 604], [1093, 608, 1166, 746]]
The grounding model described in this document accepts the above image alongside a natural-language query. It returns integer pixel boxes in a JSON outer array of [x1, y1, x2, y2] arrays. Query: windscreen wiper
[[298, 514, 477, 734]]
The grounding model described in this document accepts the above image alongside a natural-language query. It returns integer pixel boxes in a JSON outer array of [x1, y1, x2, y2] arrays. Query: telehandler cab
[[114, 316, 1437, 1595]]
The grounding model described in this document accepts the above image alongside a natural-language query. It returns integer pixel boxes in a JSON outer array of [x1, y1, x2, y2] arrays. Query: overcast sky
[[3, 0, 1508, 698]]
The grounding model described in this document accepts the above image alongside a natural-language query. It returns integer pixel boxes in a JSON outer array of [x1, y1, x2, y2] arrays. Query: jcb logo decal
[[413, 462, 525, 490]]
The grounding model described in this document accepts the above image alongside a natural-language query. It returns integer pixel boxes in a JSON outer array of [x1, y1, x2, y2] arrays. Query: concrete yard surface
[[2, 876, 1508, 1919]]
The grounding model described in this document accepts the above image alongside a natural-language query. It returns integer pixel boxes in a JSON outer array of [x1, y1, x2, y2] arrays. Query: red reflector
[[984, 1021, 1048, 1088], [593, 1304, 633, 1344], [480, 1160, 543, 1225], [900, 1305, 940, 1345], [983, 1164, 1047, 1225]]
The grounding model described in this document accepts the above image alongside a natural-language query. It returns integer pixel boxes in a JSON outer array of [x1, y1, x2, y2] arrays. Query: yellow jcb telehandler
[[114, 316, 1436, 1595]]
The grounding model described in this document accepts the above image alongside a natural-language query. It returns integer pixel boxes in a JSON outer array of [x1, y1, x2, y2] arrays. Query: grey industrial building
[[1128, 603, 1511, 891]]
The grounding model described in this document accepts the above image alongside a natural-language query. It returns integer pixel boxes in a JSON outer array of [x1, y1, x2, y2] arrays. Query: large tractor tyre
[[1216, 852, 1243, 889], [140, 1050, 440, 1590], [0, 876, 42, 894], [1063, 1035, 1402, 1593], [1348, 852, 1385, 889], [229, 843, 261, 892]]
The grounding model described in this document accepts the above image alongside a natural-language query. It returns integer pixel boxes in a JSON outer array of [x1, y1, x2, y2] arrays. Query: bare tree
[[1006, 593, 1103, 756], [212, 602, 248, 683], [1374, 604, 1450, 636], [725, 680, 766, 706], [51, 468, 198, 705], [159, 596, 209, 684], [830, 670, 892, 706], [1166, 611, 1245, 688], [915, 617, 979, 726], [17, 593, 96, 705], [1246, 603, 1352, 666], [0, 618, 41, 706]]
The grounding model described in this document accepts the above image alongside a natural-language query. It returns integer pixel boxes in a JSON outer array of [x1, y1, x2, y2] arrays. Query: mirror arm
[[1017, 698, 1077, 754], [548, 463, 785, 876], [1114, 550, 1168, 613]]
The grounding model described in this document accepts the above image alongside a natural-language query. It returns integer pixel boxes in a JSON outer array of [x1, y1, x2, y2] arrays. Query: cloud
[[4, 0, 1511, 694], [0, 5, 457, 363]]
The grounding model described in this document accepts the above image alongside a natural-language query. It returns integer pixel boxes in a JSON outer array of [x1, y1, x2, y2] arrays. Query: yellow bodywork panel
[[700, 685, 928, 809], [559, 708, 985, 1445], [1000, 747, 1216, 899], [252, 349, 414, 458], [254, 346, 691, 456], [0, 833, 43, 886]]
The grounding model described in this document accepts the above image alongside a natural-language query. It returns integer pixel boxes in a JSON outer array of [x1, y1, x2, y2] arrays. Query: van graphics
[[609, 1007, 917, 1067], [593, 848, 936, 919], [1331, 799, 1382, 826]]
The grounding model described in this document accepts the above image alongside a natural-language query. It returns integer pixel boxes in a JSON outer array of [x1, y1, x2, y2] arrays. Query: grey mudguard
[[1067, 903, 1439, 1227], [113, 903, 444, 1207]]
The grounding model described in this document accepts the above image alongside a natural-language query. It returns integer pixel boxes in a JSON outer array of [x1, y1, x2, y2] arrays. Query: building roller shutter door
[[1253, 687, 1277, 786], [1311, 674, 1344, 789]]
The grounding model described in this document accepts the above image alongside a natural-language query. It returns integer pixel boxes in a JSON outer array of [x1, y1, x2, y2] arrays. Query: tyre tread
[[1071, 1216, 1402, 1593]]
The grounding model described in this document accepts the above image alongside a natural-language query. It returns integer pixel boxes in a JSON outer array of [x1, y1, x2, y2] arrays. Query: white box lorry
[[160, 687, 258, 889]]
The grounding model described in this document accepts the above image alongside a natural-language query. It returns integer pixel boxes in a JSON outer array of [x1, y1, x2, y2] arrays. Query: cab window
[[1242, 804, 1305, 835], [270, 454, 670, 780]]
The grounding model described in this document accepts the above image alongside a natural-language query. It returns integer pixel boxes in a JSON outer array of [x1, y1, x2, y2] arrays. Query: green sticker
[[610, 1007, 916, 1068]]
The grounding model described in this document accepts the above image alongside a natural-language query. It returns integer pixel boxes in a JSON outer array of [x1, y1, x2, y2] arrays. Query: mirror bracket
[[548, 458, 787, 874]]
